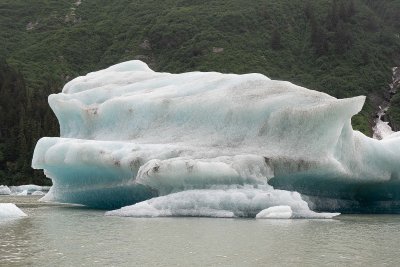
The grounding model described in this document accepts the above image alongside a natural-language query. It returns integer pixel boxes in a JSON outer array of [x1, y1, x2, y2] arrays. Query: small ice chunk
[[17, 190, 28, 196], [0, 203, 27, 219], [10, 184, 51, 195], [256, 205, 339, 219], [31, 191, 45, 196], [0, 185, 11, 195], [256, 206, 293, 219]]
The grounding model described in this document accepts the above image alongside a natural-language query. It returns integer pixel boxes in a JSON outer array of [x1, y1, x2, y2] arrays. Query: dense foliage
[[0, 61, 56, 185], [0, 0, 399, 185]]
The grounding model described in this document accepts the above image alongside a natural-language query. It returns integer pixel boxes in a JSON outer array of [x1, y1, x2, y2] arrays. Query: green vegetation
[[0, 60, 56, 185], [0, 0, 399, 185]]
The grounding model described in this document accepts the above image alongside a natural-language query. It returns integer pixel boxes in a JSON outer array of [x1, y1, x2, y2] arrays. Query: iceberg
[[0, 185, 11, 195], [9, 185, 51, 195], [31, 190, 46, 196], [0, 203, 27, 219], [32, 60, 400, 215], [17, 190, 28, 196]]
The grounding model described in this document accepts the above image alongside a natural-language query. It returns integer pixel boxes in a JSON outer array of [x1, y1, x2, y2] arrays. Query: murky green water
[[1, 195, 399, 266]]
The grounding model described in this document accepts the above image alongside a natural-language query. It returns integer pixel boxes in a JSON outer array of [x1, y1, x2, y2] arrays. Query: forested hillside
[[0, 0, 399, 185]]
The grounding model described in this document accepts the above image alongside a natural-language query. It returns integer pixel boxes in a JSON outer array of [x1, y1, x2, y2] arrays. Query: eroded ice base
[[105, 187, 339, 219], [32, 60, 400, 215]]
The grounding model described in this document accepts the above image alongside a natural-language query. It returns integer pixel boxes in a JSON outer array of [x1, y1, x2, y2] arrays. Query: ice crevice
[[32, 60, 400, 216]]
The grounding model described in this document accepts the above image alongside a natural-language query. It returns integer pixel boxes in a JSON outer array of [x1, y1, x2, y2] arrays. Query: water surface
[[1, 196, 399, 266]]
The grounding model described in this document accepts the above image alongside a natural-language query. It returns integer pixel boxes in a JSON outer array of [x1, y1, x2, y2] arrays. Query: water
[[1, 196, 399, 266]]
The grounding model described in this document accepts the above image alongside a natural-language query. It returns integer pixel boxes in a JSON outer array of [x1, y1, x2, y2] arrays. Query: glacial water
[[1, 196, 399, 266]]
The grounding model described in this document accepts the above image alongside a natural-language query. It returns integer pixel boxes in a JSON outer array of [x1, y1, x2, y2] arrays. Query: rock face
[[373, 106, 394, 140], [373, 66, 400, 138], [32, 60, 400, 214], [390, 67, 400, 95]]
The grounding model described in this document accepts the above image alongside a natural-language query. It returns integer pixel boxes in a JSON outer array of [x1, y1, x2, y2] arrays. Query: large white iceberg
[[32, 60, 400, 215]]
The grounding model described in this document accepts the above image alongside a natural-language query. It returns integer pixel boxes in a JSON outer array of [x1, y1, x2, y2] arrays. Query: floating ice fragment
[[0, 203, 27, 219], [10, 184, 51, 195], [31, 190, 45, 196], [17, 190, 28, 196], [0, 185, 11, 195]]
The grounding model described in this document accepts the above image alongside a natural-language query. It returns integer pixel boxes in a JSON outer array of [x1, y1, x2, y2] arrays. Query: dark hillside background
[[0, 0, 399, 185]]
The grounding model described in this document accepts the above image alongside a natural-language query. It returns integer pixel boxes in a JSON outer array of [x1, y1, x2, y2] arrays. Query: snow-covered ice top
[[50, 60, 365, 160], [32, 60, 400, 215], [0, 203, 27, 219]]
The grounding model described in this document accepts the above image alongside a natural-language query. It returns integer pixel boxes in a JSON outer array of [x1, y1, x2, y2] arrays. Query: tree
[[339, 1, 348, 21], [347, 0, 356, 18], [310, 17, 328, 56], [327, 0, 339, 30], [334, 21, 353, 53], [271, 28, 282, 50], [304, 1, 314, 20]]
